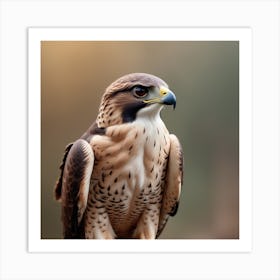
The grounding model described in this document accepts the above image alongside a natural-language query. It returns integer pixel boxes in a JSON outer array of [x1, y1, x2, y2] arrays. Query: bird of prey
[[54, 73, 183, 239]]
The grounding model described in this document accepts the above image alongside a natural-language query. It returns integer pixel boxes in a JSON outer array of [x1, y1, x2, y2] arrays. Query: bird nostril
[[160, 87, 169, 96]]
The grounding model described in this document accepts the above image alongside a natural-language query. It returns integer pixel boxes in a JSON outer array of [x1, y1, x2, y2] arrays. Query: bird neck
[[136, 104, 163, 122]]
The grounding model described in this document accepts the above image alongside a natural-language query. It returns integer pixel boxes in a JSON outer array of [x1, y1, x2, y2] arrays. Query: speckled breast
[[87, 120, 170, 236]]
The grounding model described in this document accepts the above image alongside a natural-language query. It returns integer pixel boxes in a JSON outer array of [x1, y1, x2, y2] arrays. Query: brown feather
[[157, 134, 183, 237], [54, 143, 73, 201], [61, 139, 94, 238]]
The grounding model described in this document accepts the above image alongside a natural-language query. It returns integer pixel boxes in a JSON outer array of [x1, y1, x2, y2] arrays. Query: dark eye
[[132, 86, 149, 97]]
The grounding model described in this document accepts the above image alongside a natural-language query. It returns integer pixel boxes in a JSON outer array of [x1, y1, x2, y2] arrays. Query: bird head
[[96, 73, 176, 127]]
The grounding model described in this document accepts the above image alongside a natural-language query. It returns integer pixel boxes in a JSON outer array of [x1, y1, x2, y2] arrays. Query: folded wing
[[157, 134, 183, 238], [54, 139, 94, 238]]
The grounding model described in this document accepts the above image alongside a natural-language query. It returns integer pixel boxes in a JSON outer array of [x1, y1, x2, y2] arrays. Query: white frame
[[28, 27, 252, 253]]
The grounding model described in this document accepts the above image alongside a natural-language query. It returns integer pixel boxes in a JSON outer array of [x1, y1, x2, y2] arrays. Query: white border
[[1, 1, 279, 279], [28, 27, 252, 253]]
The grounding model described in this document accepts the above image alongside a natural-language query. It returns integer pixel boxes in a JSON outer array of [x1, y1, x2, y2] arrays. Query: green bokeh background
[[41, 41, 239, 239]]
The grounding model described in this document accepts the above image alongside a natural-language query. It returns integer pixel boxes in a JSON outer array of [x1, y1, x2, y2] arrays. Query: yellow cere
[[160, 86, 169, 96]]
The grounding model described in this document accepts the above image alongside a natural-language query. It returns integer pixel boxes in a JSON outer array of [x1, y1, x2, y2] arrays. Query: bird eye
[[132, 86, 149, 98]]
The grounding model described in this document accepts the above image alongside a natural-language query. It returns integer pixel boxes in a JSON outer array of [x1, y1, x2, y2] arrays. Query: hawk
[[54, 73, 183, 239]]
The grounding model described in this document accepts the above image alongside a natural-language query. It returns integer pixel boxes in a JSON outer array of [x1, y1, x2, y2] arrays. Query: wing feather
[[157, 134, 183, 238], [59, 139, 94, 238], [54, 143, 73, 201]]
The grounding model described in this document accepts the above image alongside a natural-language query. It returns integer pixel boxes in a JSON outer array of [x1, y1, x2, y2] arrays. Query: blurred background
[[41, 41, 239, 239]]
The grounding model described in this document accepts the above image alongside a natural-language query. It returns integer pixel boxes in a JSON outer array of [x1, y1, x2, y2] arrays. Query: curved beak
[[143, 86, 177, 109], [160, 88, 177, 109]]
